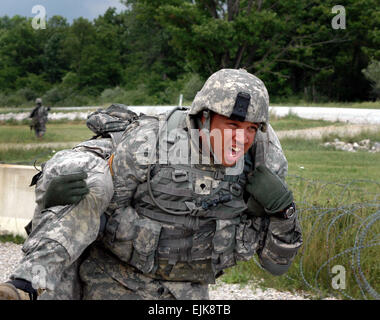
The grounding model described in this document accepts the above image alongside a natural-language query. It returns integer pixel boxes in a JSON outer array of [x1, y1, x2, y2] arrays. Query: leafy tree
[[0, 0, 379, 106], [120, 0, 184, 103], [42, 16, 70, 84], [362, 60, 380, 99], [154, 0, 379, 101], [0, 16, 45, 91]]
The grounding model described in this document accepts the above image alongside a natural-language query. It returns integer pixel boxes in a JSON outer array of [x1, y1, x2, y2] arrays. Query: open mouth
[[224, 145, 244, 164], [231, 145, 241, 156]]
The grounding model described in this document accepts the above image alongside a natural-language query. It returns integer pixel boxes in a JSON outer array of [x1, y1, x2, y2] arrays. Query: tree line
[[0, 0, 379, 108]]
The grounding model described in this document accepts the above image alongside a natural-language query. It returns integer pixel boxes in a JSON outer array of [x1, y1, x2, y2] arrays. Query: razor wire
[[264, 175, 380, 300]]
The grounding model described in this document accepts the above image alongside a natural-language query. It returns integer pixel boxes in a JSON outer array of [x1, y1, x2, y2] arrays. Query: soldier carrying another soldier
[[0, 69, 302, 300]]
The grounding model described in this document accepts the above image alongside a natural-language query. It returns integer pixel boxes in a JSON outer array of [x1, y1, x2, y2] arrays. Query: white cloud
[[84, 0, 125, 19], [0, 0, 126, 22]]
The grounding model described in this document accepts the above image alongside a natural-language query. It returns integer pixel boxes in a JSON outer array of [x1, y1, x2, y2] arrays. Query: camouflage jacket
[[96, 109, 299, 286]]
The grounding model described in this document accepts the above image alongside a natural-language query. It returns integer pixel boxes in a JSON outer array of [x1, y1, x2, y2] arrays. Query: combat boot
[[0, 282, 30, 300]]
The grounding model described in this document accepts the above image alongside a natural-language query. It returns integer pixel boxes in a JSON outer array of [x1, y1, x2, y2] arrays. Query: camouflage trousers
[[36, 243, 209, 300], [75, 244, 209, 300], [10, 148, 114, 299], [32, 120, 46, 137]]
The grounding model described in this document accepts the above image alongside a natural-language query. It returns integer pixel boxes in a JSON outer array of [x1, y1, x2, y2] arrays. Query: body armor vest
[[102, 109, 259, 284]]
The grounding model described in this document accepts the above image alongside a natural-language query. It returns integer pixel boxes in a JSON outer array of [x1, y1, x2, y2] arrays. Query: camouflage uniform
[[30, 99, 49, 138], [11, 138, 114, 299], [10, 70, 302, 300], [76, 114, 293, 300]]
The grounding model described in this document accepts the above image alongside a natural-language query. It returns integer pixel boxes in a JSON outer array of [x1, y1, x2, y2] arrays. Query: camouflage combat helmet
[[35, 98, 42, 105], [189, 69, 269, 131]]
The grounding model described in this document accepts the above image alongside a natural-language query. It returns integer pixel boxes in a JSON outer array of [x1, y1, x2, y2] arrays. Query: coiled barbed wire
[[277, 175, 380, 300], [249, 175, 379, 300]]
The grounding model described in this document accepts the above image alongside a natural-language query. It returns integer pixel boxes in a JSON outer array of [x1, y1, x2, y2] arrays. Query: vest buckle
[[172, 169, 188, 182]]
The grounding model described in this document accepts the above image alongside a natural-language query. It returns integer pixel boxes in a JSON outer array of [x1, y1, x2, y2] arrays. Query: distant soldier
[[30, 98, 50, 138]]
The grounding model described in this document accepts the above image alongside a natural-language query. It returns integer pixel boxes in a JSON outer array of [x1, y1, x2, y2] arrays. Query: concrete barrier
[[0, 164, 39, 237]]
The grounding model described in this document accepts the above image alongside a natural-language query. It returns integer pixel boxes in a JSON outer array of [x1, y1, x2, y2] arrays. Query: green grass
[[0, 118, 86, 126], [0, 122, 93, 144], [222, 132, 380, 300], [0, 234, 25, 244], [0, 147, 61, 165], [270, 113, 343, 131], [282, 137, 380, 181], [0, 122, 92, 164], [0, 107, 100, 114]]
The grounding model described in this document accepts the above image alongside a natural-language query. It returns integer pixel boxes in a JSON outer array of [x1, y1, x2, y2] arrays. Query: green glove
[[43, 172, 89, 209], [246, 164, 293, 216]]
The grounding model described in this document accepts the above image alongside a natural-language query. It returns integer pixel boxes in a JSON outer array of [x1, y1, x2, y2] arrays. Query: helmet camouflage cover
[[35, 98, 42, 104], [189, 69, 269, 131]]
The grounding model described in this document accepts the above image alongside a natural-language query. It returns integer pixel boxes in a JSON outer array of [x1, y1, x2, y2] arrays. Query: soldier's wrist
[[270, 202, 296, 219]]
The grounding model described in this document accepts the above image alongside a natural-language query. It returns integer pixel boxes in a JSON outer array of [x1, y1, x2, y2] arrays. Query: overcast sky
[[0, 0, 126, 22]]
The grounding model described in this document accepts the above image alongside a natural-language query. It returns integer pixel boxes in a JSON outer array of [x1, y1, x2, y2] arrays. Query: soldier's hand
[[43, 172, 89, 209], [246, 164, 293, 216]]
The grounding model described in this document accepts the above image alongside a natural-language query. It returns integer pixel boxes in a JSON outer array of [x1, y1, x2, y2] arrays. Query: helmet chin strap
[[196, 111, 221, 165]]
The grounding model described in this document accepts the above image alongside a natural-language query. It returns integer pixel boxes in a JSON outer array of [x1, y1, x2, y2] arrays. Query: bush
[[0, 92, 27, 107], [42, 85, 98, 107], [181, 73, 204, 102], [16, 87, 38, 102], [362, 60, 380, 100], [100, 86, 128, 104], [43, 86, 74, 106], [14, 73, 51, 95], [123, 84, 154, 105], [61, 94, 93, 107]]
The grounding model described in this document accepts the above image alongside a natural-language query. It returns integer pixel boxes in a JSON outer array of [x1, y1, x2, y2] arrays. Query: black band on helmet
[[230, 92, 250, 122]]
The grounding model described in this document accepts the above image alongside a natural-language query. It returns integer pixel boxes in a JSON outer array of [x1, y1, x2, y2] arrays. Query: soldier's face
[[201, 113, 259, 167]]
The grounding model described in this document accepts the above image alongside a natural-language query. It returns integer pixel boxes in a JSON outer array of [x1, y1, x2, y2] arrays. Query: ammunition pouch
[[258, 213, 303, 275], [234, 216, 261, 261], [102, 207, 138, 264], [212, 219, 237, 272], [129, 218, 162, 274]]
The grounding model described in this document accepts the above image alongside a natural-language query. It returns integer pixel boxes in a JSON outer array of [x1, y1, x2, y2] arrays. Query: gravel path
[[0, 242, 326, 300]]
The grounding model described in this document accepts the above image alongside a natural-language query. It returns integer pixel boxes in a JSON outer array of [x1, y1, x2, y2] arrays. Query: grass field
[[283, 134, 380, 181], [221, 131, 380, 300], [270, 113, 344, 131], [0, 121, 91, 144]]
